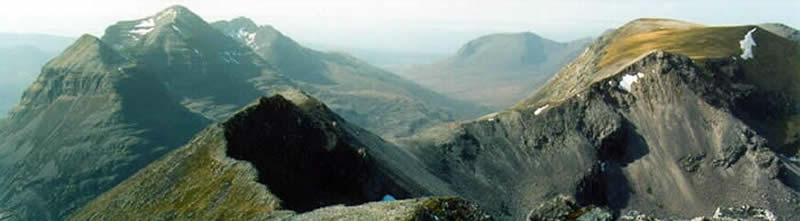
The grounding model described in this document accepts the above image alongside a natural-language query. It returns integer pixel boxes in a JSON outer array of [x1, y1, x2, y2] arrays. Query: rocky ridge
[[69, 89, 489, 220]]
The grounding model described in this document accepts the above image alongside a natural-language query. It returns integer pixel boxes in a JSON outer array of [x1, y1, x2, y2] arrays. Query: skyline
[[1, 0, 798, 53]]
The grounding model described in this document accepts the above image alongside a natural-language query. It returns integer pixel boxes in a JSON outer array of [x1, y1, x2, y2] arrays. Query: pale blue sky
[[1, 0, 797, 53]]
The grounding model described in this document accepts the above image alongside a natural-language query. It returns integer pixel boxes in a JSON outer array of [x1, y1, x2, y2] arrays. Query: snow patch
[[739, 28, 757, 60], [130, 18, 155, 36], [619, 72, 645, 92], [534, 105, 549, 116], [237, 29, 259, 49]]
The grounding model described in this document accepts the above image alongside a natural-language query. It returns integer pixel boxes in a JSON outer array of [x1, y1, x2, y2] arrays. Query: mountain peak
[[45, 34, 124, 70], [101, 5, 211, 50]]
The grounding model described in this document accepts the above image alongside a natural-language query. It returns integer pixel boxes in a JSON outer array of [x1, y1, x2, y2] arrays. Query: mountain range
[[75, 17, 800, 220], [2, 5, 800, 221], [0, 6, 485, 220], [400, 32, 590, 109]]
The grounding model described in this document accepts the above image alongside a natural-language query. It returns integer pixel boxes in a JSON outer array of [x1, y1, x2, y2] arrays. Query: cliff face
[[69, 90, 490, 221]]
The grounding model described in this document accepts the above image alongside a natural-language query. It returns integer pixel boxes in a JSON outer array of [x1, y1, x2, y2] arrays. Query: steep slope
[[69, 90, 490, 221], [0, 45, 56, 117], [397, 19, 800, 220], [400, 32, 590, 109], [0, 35, 209, 220], [213, 17, 490, 138]]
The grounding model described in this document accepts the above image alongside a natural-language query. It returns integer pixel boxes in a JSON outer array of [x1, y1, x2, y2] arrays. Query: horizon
[[1, 0, 798, 53]]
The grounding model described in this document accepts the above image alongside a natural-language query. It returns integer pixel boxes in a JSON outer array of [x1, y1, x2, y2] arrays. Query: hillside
[[69, 90, 490, 221], [395, 19, 800, 220], [400, 32, 590, 109], [212, 17, 490, 138]]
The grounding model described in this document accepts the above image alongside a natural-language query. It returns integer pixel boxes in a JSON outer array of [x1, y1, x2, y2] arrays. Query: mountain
[[0, 33, 210, 220], [0, 45, 56, 118], [0, 6, 287, 220], [212, 17, 489, 138], [0, 33, 74, 53], [69, 90, 490, 221], [0, 6, 487, 220], [393, 19, 800, 220], [400, 32, 590, 109]]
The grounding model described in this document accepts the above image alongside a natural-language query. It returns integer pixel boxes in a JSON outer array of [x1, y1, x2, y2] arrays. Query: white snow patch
[[534, 105, 549, 115], [739, 28, 758, 60], [135, 18, 155, 28], [237, 29, 259, 49], [619, 72, 645, 92], [130, 18, 155, 36]]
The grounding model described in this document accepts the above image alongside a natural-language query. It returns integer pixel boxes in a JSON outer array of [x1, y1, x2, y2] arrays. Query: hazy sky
[[1, 0, 798, 53]]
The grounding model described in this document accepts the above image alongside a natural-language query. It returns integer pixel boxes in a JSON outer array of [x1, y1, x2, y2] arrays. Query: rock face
[[69, 90, 490, 221], [400, 32, 590, 109], [212, 17, 490, 138], [0, 6, 484, 220], [396, 19, 800, 220]]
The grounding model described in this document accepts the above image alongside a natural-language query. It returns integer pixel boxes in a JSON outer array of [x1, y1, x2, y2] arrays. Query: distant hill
[[0, 33, 74, 53], [0, 46, 55, 118], [308, 44, 449, 73], [0, 34, 73, 118], [401, 32, 590, 109]]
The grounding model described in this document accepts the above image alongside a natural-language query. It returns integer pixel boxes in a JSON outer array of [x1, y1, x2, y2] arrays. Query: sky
[[0, 0, 798, 53]]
